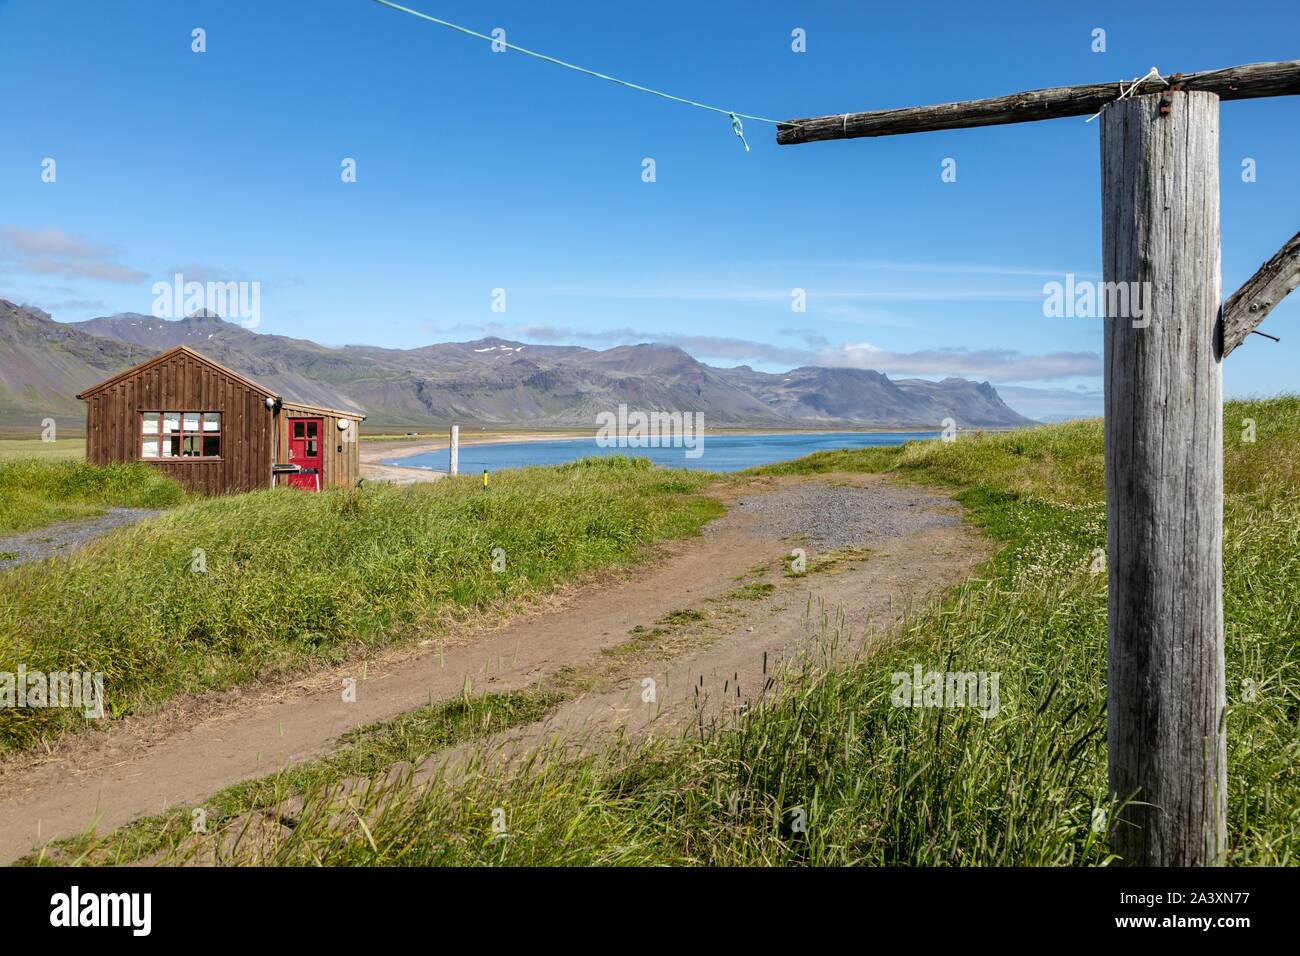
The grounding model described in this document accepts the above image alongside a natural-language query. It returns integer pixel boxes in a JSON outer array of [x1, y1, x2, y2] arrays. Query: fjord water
[[388, 431, 939, 474]]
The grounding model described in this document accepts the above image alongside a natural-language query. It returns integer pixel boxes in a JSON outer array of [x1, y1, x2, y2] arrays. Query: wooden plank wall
[[276, 405, 362, 489], [84, 351, 275, 495]]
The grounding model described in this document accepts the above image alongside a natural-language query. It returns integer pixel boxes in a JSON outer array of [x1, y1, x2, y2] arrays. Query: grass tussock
[[0, 456, 721, 752], [179, 397, 1297, 867], [0, 458, 185, 535]]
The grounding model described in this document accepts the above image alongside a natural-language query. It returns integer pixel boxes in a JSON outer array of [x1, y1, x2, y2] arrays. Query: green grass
[[0, 455, 721, 752], [723, 581, 776, 600], [0, 458, 185, 535], [175, 397, 1296, 866]]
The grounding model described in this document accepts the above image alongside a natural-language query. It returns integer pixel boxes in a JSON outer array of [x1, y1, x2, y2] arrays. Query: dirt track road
[[0, 474, 986, 863]]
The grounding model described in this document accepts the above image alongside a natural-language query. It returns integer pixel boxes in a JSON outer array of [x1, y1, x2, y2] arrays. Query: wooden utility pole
[[1102, 91, 1224, 865], [777, 61, 1299, 866]]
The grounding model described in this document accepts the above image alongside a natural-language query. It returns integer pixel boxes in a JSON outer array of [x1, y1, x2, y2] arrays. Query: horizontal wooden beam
[[777, 60, 1300, 145], [1223, 230, 1300, 357]]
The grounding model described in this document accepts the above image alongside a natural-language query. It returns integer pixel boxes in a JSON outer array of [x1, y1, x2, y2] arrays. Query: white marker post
[[449, 425, 459, 476]]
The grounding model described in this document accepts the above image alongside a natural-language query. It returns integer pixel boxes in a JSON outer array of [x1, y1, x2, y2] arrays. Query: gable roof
[[77, 345, 276, 400], [75, 345, 366, 419], [281, 399, 368, 421]]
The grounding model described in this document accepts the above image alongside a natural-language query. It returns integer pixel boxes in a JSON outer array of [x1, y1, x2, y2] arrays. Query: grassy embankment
[[0, 457, 721, 752], [99, 397, 1292, 867], [0, 457, 184, 535]]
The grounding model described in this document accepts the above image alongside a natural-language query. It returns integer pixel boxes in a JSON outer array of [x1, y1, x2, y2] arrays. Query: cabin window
[[140, 411, 221, 459]]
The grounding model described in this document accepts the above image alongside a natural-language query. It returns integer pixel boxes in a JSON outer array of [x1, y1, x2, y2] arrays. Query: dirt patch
[[729, 481, 958, 550]]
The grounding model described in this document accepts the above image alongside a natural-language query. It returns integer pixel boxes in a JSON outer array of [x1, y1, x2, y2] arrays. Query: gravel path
[[0, 508, 163, 571], [732, 482, 958, 551]]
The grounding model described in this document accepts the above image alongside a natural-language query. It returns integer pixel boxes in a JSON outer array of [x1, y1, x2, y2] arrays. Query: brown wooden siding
[[83, 350, 275, 495], [275, 404, 362, 489]]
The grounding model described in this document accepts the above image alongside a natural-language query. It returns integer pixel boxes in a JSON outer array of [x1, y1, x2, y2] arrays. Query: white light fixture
[[337, 419, 351, 431], [264, 397, 276, 409]]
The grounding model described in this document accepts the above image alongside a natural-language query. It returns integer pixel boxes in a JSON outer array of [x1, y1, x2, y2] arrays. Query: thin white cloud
[[818, 342, 1100, 380], [840, 259, 1102, 279], [506, 324, 1100, 382], [163, 262, 240, 286], [778, 327, 830, 348], [997, 385, 1105, 421], [818, 303, 916, 327], [0, 226, 146, 284], [531, 283, 1043, 304]]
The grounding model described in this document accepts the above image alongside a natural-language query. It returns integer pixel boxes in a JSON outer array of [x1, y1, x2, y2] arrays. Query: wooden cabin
[[77, 345, 366, 494]]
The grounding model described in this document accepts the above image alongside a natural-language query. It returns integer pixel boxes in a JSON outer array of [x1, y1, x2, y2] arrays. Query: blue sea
[[386, 431, 939, 474]]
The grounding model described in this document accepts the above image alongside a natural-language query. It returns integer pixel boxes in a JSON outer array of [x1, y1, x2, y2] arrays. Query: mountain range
[[0, 299, 1035, 432]]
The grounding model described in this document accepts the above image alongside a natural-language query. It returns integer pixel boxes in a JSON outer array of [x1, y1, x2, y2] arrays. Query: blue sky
[[1, 0, 1296, 419]]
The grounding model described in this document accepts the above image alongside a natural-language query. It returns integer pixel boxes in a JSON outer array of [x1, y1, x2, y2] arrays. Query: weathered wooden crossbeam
[[1223, 230, 1300, 355], [776, 60, 1300, 144]]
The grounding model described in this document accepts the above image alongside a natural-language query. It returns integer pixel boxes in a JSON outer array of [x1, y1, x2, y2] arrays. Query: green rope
[[729, 113, 750, 152], [371, 0, 801, 146]]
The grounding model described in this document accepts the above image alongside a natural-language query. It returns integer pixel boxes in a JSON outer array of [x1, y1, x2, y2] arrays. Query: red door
[[287, 418, 323, 491]]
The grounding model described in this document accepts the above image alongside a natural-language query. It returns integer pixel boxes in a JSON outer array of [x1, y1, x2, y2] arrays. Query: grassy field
[[0, 456, 721, 751], [120, 397, 1293, 867], [0, 438, 84, 462], [0, 457, 185, 535]]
